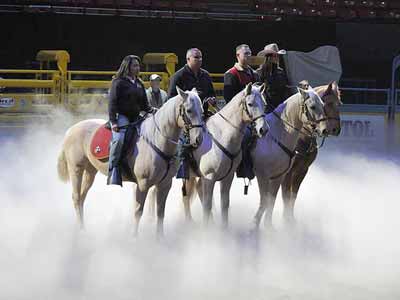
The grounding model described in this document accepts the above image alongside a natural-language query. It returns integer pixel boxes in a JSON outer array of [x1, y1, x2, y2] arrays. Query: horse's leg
[[282, 151, 317, 225], [281, 167, 296, 224], [70, 165, 84, 229], [253, 178, 269, 230], [220, 172, 235, 229], [133, 184, 149, 236], [263, 178, 282, 231], [146, 187, 156, 219], [78, 165, 97, 228], [154, 180, 173, 237], [201, 178, 215, 226], [182, 177, 196, 222]]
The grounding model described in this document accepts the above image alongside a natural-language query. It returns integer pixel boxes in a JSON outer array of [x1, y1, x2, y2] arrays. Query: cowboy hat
[[257, 43, 287, 56]]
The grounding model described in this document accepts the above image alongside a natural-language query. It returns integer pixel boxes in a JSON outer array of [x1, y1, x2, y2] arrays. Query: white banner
[[327, 113, 387, 150]]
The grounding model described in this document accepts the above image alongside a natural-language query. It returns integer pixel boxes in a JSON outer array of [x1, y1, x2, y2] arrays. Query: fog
[[1, 119, 399, 300]]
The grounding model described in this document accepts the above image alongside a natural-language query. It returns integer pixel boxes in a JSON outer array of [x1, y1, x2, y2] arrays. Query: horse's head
[[319, 81, 342, 136], [241, 83, 268, 138], [176, 86, 204, 148], [298, 85, 329, 137]]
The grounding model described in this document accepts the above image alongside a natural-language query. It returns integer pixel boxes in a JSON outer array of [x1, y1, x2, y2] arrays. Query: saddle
[[90, 121, 142, 182]]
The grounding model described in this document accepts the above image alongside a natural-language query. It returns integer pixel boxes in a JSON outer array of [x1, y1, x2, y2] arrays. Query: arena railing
[[0, 69, 61, 114]]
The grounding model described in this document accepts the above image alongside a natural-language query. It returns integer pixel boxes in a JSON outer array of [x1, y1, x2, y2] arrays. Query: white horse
[[180, 83, 268, 226], [57, 87, 204, 236], [252, 86, 329, 231]]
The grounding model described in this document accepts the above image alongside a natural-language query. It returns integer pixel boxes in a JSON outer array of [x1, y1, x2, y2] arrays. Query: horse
[[252, 85, 330, 231], [57, 87, 204, 236], [280, 82, 342, 225], [180, 83, 268, 226]]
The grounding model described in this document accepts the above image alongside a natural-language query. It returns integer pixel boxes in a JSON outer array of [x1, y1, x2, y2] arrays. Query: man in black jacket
[[167, 48, 216, 117], [108, 55, 154, 186]]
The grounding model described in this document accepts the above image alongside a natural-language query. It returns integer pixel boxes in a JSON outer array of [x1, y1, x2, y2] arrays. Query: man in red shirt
[[223, 44, 260, 103]]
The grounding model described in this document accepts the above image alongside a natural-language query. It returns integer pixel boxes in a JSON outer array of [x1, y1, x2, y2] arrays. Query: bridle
[[153, 100, 204, 145]]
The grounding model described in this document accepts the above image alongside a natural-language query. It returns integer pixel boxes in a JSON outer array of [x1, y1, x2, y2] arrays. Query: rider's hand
[[206, 97, 217, 106], [111, 124, 119, 132]]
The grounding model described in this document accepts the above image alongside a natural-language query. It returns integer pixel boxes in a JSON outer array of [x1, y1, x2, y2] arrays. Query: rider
[[256, 43, 291, 113], [223, 44, 260, 103], [108, 54, 155, 186], [224, 44, 261, 186], [167, 48, 216, 118]]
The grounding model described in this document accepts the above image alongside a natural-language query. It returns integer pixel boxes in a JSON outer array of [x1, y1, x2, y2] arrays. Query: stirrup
[[243, 178, 251, 195]]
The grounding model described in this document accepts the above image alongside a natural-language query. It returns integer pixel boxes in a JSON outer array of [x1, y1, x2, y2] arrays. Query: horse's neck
[[208, 97, 246, 153], [270, 95, 304, 151], [145, 103, 180, 156]]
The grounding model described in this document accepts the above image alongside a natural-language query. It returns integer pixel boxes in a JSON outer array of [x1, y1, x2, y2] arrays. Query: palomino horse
[[281, 82, 342, 225], [57, 87, 204, 236], [181, 83, 268, 226], [252, 86, 329, 231]]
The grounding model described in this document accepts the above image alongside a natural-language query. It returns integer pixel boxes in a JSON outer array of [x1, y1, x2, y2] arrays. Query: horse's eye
[[247, 103, 253, 107], [186, 109, 192, 114], [310, 105, 316, 110]]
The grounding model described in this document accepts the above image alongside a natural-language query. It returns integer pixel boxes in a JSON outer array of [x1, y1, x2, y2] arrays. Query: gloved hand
[[139, 110, 147, 118], [111, 123, 119, 132], [204, 97, 217, 106], [150, 107, 158, 114]]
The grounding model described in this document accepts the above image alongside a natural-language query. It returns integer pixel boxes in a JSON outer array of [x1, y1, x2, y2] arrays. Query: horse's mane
[[140, 95, 179, 143], [140, 90, 203, 144], [213, 85, 261, 118]]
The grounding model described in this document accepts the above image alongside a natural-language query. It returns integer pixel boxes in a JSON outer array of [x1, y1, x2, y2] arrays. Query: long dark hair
[[258, 54, 279, 82], [113, 55, 141, 80]]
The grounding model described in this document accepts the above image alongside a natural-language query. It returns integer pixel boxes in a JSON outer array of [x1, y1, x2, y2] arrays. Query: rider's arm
[[108, 79, 119, 125]]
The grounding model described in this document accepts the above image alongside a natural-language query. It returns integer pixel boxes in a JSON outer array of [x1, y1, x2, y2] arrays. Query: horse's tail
[[57, 149, 70, 182]]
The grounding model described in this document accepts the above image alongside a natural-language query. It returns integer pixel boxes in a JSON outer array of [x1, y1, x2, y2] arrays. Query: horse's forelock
[[306, 87, 324, 106]]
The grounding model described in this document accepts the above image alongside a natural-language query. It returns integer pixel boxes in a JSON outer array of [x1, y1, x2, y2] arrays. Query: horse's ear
[[325, 81, 333, 96], [257, 83, 266, 95], [257, 83, 267, 104], [191, 87, 198, 94], [176, 86, 188, 101], [297, 87, 309, 101], [245, 83, 253, 96], [332, 81, 339, 94]]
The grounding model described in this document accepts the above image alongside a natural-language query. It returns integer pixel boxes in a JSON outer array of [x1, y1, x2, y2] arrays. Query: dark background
[[1, 12, 399, 88]]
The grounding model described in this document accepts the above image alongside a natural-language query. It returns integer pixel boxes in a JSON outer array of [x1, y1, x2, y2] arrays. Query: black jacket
[[257, 66, 290, 113], [223, 64, 260, 103], [108, 77, 151, 124], [167, 65, 215, 111]]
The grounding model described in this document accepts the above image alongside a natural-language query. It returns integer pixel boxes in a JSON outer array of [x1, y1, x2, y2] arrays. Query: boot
[[107, 137, 124, 186]]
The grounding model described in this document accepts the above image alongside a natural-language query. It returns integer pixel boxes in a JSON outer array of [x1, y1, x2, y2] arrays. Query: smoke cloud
[[0, 119, 399, 300]]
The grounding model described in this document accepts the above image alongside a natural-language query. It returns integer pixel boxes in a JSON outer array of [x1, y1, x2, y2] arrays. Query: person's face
[[268, 53, 279, 65], [187, 50, 203, 70], [150, 79, 161, 90], [129, 58, 141, 77], [236, 47, 252, 66]]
